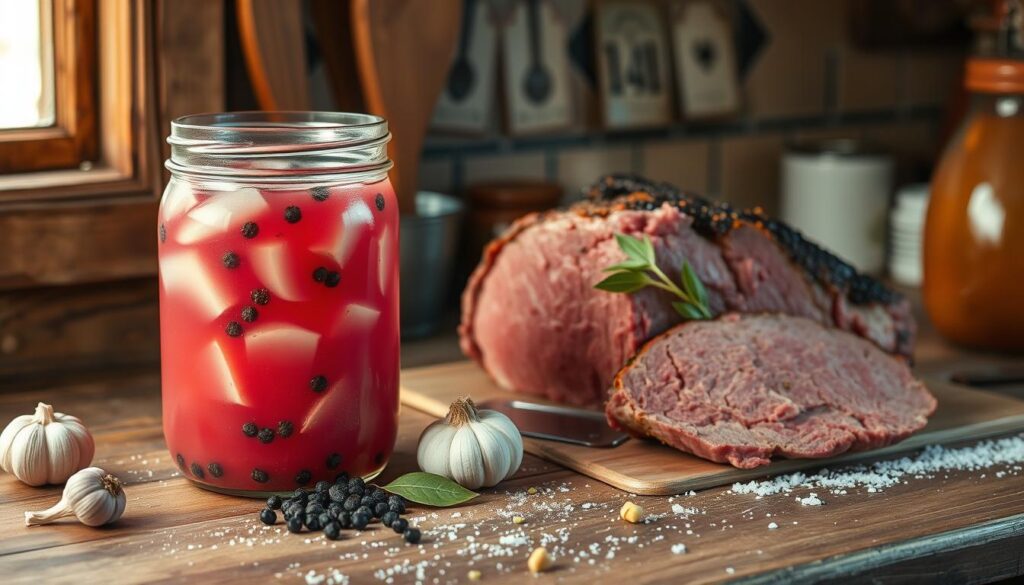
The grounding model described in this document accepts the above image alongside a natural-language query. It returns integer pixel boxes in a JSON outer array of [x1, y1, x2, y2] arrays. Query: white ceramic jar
[[781, 139, 893, 274]]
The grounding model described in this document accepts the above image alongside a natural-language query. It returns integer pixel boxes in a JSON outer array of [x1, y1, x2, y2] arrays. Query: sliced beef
[[460, 174, 914, 406], [607, 314, 936, 468]]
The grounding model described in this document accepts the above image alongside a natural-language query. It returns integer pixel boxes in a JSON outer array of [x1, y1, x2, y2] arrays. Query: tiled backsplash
[[419, 0, 963, 213]]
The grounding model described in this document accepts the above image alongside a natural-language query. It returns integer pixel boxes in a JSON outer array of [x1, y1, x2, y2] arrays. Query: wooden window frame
[[0, 0, 99, 174], [0, 0, 158, 205], [0, 0, 160, 288], [0, 0, 224, 290], [0, 0, 224, 383]]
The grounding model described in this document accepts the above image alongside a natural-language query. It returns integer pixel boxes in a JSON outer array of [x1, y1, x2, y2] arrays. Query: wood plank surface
[[2, 369, 1024, 583], [401, 360, 1024, 494]]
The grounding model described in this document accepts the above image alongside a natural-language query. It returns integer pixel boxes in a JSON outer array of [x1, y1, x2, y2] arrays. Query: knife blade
[[476, 399, 630, 448]]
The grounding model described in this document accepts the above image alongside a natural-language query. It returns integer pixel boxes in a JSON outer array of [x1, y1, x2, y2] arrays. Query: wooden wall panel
[[156, 0, 226, 166], [0, 278, 159, 389], [0, 200, 158, 291]]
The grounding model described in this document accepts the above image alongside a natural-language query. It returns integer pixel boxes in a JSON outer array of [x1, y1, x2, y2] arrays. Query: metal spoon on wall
[[522, 0, 552, 105], [447, 0, 478, 101]]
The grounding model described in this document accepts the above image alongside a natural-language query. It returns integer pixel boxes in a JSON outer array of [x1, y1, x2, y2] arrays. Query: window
[[0, 0, 96, 173], [0, 0, 55, 129]]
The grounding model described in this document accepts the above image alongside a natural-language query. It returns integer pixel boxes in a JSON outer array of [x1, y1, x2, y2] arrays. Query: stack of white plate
[[889, 183, 930, 286]]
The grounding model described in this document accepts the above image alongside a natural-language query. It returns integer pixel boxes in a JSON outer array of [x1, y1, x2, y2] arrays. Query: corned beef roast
[[607, 314, 936, 468], [460, 175, 916, 406]]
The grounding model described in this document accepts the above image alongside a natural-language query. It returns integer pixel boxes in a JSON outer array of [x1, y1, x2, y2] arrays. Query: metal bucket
[[399, 191, 465, 339]]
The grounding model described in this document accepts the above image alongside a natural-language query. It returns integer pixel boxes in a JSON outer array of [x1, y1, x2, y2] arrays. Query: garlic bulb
[[25, 467, 126, 527], [0, 402, 95, 486], [417, 397, 523, 490]]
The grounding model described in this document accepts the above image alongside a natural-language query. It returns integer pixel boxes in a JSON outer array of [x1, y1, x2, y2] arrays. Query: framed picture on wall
[[670, 0, 739, 119], [431, 0, 499, 134], [501, 0, 573, 135], [594, 0, 674, 129]]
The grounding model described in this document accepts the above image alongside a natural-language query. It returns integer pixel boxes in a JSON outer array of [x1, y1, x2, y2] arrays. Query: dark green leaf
[[615, 233, 652, 264], [602, 258, 649, 272], [680, 261, 709, 308], [672, 301, 707, 321], [382, 472, 479, 507], [594, 271, 649, 293]]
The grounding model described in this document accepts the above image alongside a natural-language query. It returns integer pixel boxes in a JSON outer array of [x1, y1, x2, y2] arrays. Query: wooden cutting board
[[400, 360, 1024, 495]]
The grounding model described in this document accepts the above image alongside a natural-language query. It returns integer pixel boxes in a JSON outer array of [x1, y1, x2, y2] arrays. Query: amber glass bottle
[[924, 58, 1024, 351]]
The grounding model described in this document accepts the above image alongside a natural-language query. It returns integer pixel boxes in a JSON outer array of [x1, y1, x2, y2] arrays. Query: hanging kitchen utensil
[[447, 0, 478, 102], [309, 0, 365, 112], [236, 0, 311, 110], [501, 0, 573, 135], [522, 0, 552, 104], [433, 0, 499, 135], [352, 0, 462, 212]]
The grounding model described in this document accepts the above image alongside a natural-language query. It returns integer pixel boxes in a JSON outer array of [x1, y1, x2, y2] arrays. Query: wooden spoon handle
[[236, 0, 310, 110], [351, 0, 462, 212]]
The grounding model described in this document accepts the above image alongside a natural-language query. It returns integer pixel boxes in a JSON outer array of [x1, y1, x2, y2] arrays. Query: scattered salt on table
[[731, 436, 1024, 498]]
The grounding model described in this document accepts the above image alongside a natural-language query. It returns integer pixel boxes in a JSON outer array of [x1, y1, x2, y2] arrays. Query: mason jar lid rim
[[171, 111, 387, 131], [166, 111, 392, 181]]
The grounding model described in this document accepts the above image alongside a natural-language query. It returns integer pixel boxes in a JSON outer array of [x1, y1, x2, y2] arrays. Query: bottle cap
[[966, 58, 1024, 93]]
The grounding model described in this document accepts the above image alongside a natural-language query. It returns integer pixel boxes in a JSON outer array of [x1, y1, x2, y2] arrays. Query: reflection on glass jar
[[159, 112, 400, 495]]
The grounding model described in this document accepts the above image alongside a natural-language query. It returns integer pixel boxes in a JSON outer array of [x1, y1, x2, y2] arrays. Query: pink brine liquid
[[158, 177, 399, 493]]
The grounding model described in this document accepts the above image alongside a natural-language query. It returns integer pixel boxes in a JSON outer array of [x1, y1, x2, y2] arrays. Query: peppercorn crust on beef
[[460, 174, 916, 406], [606, 314, 936, 468]]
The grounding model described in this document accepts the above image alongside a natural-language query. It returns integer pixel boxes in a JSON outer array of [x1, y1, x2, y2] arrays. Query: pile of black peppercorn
[[257, 473, 421, 544]]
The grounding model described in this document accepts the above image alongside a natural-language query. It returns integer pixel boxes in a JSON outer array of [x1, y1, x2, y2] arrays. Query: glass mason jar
[[924, 59, 1024, 351], [159, 112, 399, 495]]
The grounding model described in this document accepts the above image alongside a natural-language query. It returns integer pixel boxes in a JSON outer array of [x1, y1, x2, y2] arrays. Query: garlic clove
[[111, 490, 127, 524], [478, 411, 523, 480], [11, 424, 48, 486], [74, 489, 115, 527], [44, 422, 79, 485], [448, 425, 485, 490], [60, 416, 95, 473], [0, 414, 34, 472], [417, 423, 456, 478], [471, 423, 512, 488]]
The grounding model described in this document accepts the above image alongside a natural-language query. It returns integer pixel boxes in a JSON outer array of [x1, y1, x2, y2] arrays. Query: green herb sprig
[[595, 233, 713, 320]]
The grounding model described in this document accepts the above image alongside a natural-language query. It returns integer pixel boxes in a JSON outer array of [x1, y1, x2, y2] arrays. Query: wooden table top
[[1, 325, 1024, 583]]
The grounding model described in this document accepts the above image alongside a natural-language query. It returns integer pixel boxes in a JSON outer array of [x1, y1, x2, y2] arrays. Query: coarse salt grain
[[671, 543, 687, 555], [671, 503, 703, 516], [798, 493, 824, 506], [768, 522, 779, 530]]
